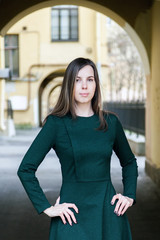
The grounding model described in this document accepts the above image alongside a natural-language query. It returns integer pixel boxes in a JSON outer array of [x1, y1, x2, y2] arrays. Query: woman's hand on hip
[[111, 193, 134, 216], [43, 196, 79, 225]]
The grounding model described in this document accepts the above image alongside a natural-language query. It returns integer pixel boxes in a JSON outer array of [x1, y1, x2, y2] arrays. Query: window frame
[[51, 6, 79, 42], [4, 34, 19, 78]]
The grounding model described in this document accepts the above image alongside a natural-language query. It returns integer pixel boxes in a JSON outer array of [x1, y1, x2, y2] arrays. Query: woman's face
[[73, 65, 96, 106]]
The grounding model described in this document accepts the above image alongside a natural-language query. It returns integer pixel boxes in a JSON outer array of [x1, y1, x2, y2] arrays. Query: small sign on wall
[[9, 96, 27, 110]]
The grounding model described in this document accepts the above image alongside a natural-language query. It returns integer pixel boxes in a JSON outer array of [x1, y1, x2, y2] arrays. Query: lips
[[80, 93, 89, 96]]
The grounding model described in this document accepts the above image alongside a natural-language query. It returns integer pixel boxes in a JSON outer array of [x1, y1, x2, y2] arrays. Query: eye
[[88, 78, 94, 81], [76, 78, 80, 82]]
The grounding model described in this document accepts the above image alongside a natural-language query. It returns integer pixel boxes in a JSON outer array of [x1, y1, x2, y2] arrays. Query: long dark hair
[[43, 57, 109, 131]]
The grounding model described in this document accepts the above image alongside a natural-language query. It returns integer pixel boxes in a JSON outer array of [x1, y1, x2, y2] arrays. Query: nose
[[82, 79, 87, 89]]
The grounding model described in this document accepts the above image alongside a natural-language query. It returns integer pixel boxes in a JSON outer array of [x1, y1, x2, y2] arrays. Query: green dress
[[17, 111, 138, 240]]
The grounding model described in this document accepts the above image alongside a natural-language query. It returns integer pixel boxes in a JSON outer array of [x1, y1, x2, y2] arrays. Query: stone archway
[[0, 0, 151, 133], [38, 70, 65, 126], [1, 1, 151, 136], [47, 83, 62, 113], [2, 0, 160, 184], [1, 0, 150, 75]]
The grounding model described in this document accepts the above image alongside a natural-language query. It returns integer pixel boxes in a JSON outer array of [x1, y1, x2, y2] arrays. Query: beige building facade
[[0, 5, 108, 128]]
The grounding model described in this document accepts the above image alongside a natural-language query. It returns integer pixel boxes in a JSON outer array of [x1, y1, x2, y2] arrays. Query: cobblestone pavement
[[0, 128, 160, 240]]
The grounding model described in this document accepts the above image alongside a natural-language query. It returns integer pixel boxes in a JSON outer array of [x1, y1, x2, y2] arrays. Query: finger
[[114, 196, 123, 213], [66, 208, 77, 223], [111, 193, 119, 205], [121, 202, 130, 215], [63, 211, 72, 226], [67, 203, 79, 213], [117, 200, 127, 216], [59, 213, 66, 224]]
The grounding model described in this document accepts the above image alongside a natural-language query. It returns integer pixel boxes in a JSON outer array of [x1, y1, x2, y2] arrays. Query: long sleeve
[[17, 115, 57, 214], [113, 115, 138, 203]]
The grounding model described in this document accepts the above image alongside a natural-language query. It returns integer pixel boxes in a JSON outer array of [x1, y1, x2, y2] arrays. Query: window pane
[[60, 10, 69, 40], [51, 10, 59, 40], [12, 49, 19, 77], [5, 50, 9, 68], [4, 36, 10, 47], [70, 9, 78, 39], [4, 35, 19, 77], [11, 35, 18, 47], [51, 6, 78, 41], [4, 35, 18, 48]]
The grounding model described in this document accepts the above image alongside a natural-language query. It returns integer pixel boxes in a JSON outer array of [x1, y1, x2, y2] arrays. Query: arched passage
[[1, 0, 159, 184], [2, 0, 151, 147], [47, 83, 62, 112], [1, 2, 160, 239], [38, 69, 65, 126], [1, 0, 151, 159], [0, 0, 150, 76]]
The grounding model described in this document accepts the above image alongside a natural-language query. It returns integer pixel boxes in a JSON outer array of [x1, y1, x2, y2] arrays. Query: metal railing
[[103, 101, 145, 136]]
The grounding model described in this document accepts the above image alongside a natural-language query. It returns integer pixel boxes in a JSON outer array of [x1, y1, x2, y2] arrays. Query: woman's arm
[[113, 115, 138, 201], [111, 115, 138, 215], [17, 115, 57, 214]]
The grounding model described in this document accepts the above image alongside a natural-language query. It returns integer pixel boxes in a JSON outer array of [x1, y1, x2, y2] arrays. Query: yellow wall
[[8, 7, 107, 73], [150, 1, 160, 167], [2, 6, 108, 126]]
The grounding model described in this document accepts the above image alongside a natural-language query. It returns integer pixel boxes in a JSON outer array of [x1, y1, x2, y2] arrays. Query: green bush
[[15, 123, 33, 129]]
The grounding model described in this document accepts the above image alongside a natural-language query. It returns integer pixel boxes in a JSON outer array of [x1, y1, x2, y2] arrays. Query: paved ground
[[0, 128, 160, 240]]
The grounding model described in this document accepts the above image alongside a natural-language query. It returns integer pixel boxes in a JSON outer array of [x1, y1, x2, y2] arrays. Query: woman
[[17, 57, 138, 240]]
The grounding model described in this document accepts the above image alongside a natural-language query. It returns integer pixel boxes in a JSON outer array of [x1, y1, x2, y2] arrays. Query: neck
[[74, 102, 94, 116]]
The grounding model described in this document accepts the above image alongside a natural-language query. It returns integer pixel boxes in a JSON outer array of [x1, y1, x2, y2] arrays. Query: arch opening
[[38, 70, 65, 125], [1, 0, 150, 76]]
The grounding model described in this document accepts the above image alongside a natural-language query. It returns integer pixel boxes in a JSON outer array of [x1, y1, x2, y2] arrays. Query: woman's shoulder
[[102, 109, 119, 122], [43, 112, 70, 125], [42, 113, 62, 127]]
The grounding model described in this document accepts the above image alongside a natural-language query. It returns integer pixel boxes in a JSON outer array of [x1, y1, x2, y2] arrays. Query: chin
[[77, 99, 92, 104]]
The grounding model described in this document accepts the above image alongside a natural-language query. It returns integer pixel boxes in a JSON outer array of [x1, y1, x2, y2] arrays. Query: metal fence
[[103, 101, 145, 135]]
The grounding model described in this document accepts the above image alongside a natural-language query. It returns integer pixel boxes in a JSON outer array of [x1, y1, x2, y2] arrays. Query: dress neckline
[[76, 113, 95, 118]]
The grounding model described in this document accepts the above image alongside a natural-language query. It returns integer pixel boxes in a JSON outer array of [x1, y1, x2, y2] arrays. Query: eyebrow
[[76, 76, 94, 78]]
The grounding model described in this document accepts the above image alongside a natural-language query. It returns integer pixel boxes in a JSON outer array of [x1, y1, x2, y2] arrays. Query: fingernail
[[111, 201, 114, 205]]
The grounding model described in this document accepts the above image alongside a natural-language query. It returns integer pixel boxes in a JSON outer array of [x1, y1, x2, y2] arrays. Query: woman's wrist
[[43, 205, 54, 217]]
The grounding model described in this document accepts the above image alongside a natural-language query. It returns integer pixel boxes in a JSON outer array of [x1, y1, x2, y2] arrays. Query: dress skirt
[[49, 180, 132, 240]]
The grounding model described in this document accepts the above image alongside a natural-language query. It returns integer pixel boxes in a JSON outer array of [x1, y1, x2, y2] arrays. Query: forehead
[[77, 65, 94, 77]]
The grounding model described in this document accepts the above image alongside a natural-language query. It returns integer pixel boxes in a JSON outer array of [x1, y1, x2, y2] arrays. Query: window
[[4, 35, 19, 78], [51, 5, 78, 41]]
